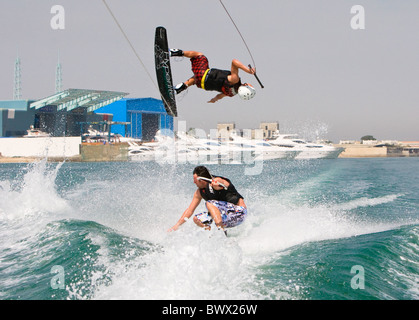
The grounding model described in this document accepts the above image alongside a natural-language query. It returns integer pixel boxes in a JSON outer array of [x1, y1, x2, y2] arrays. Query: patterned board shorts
[[190, 55, 209, 87], [194, 200, 247, 229]]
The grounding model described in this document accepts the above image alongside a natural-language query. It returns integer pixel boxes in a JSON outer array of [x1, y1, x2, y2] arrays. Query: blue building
[[1, 89, 130, 137], [0, 91, 173, 140], [94, 98, 173, 141], [0, 100, 35, 137]]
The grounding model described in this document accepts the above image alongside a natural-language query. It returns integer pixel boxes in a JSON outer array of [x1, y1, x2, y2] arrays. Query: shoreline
[[0, 154, 417, 164], [1, 137, 417, 164], [0, 156, 82, 163]]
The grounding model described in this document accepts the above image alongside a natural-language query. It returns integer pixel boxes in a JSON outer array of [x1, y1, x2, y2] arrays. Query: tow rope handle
[[197, 177, 228, 190], [248, 64, 264, 89]]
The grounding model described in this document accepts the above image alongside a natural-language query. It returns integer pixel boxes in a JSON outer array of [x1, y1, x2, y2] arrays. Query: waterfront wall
[[0, 137, 129, 162], [80, 143, 129, 162], [337, 145, 387, 158], [335, 144, 416, 158], [0, 137, 81, 158], [1, 138, 417, 163]]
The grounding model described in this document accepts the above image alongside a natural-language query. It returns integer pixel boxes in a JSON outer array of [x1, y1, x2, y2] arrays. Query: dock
[[335, 141, 419, 158], [1, 137, 418, 163], [0, 137, 128, 163]]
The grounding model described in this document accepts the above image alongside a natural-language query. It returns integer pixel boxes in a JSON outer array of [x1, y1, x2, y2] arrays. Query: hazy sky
[[0, 0, 418, 142]]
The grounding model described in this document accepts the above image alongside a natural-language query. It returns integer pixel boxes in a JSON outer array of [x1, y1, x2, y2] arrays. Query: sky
[[0, 0, 418, 142]]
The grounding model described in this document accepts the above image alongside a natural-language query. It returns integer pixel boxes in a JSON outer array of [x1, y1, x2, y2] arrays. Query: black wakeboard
[[154, 26, 177, 117]]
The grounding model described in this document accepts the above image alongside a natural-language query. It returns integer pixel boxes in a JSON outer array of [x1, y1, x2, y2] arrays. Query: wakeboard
[[154, 26, 177, 117]]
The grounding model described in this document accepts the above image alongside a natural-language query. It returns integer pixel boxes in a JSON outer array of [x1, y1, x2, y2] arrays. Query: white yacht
[[82, 126, 116, 143], [23, 126, 50, 138], [269, 133, 343, 159], [227, 133, 300, 161], [127, 141, 156, 161], [175, 132, 230, 164], [129, 131, 336, 163]]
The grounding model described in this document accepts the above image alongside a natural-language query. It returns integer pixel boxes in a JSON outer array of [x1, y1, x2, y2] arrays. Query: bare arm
[[208, 93, 226, 103], [237, 197, 247, 209], [229, 59, 255, 84], [211, 178, 247, 208], [168, 189, 202, 231], [211, 177, 230, 190]]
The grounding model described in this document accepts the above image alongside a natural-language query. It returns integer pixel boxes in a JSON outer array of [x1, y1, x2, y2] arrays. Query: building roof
[[29, 89, 129, 113], [0, 100, 32, 111]]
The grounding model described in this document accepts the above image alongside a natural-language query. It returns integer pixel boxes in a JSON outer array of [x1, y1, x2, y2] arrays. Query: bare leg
[[183, 51, 205, 86], [183, 51, 204, 59], [206, 202, 224, 229], [175, 76, 194, 94], [193, 216, 211, 230], [185, 76, 195, 87], [174, 51, 203, 92]]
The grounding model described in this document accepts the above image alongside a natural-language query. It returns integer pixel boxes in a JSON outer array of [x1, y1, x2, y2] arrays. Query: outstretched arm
[[208, 93, 226, 103], [229, 59, 255, 84], [168, 190, 202, 231], [233, 59, 255, 74]]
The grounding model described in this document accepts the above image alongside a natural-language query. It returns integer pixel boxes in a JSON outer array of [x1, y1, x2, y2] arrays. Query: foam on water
[[0, 160, 69, 222], [331, 194, 403, 211], [236, 193, 407, 258], [91, 226, 256, 300], [1, 159, 418, 300], [0, 161, 72, 272]]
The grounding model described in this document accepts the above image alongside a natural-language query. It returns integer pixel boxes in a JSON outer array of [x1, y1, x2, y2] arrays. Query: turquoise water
[[0, 158, 418, 300]]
